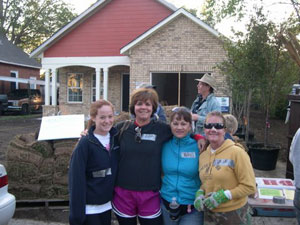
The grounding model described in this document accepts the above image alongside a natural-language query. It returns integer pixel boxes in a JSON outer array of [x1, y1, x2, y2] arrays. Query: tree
[[219, 9, 299, 144], [201, 0, 246, 27], [201, 0, 297, 27], [0, 0, 76, 53]]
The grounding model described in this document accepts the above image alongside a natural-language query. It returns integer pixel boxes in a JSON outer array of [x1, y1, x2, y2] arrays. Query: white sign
[[216, 96, 230, 113], [38, 114, 85, 141]]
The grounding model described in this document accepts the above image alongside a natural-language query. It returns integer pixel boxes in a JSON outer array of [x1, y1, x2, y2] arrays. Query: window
[[68, 73, 83, 102], [151, 72, 206, 107], [29, 77, 37, 89], [91, 73, 103, 102], [10, 71, 18, 91]]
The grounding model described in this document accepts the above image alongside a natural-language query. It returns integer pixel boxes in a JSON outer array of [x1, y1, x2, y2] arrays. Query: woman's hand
[[197, 139, 206, 153], [80, 129, 88, 138], [191, 113, 199, 121]]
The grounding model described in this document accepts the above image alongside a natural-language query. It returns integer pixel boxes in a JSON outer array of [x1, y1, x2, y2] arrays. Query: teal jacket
[[161, 134, 201, 205], [191, 93, 221, 135]]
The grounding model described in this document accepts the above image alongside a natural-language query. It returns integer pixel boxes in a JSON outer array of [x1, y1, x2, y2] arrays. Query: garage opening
[[151, 72, 206, 107]]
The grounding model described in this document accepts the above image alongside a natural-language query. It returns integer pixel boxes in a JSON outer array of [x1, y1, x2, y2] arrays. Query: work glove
[[194, 189, 205, 211], [203, 189, 229, 210]]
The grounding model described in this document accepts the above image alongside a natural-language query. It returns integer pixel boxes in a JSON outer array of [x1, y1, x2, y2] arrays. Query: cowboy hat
[[195, 73, 217, 90]]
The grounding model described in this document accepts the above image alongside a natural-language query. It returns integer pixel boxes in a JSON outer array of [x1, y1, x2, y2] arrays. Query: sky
[[63, 0, 295, 37]]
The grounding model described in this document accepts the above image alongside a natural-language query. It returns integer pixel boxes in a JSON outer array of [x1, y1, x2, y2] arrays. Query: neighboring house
[[30, 0, 230, 117], [0, 33, 41, 94]]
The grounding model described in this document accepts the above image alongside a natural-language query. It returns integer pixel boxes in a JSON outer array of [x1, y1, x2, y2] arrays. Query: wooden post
[[178, 72, 181, 106]]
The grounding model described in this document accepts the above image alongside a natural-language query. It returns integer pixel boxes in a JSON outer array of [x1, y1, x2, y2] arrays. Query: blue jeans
[[294, 188, 300, 225], [161, 202, 204, 225]]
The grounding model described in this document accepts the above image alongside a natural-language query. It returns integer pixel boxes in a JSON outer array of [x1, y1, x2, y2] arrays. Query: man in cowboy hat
[[191, 73, 221, 135]]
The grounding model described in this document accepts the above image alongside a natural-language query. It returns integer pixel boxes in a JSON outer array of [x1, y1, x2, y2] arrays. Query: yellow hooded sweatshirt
[[199, 139, 256, 213]]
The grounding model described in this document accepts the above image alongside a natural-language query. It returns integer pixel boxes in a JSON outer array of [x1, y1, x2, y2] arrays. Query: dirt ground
[[0, 113, 41, 167], [0, 110, 298, 224]]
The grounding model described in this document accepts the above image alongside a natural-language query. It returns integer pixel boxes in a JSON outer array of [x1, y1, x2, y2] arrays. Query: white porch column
[[96, 68, 101, 101], [103, 67, 108, 100], [45, 69, 50, 106], [51, 68, 57, 106]]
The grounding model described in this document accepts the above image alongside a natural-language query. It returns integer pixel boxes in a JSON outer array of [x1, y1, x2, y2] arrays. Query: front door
[[122, 73, 129, 112]]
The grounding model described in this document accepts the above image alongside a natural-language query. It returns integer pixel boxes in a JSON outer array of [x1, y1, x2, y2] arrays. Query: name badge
[[181, 152, 196, 158], [141, 134, 157, 141], [92, 168, 112, 178]]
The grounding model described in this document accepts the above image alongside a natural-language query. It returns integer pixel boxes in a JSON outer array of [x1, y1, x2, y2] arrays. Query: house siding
[[44, 0, 173, 57], [127, 15, 229, 98], [0, 63, 40, 94]]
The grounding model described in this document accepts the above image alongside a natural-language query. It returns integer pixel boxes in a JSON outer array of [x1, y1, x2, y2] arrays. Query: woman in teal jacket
[[161, 107, 204, 225]]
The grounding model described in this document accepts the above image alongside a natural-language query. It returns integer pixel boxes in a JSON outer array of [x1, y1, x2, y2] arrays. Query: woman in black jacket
[[69, 100, 119, 225]]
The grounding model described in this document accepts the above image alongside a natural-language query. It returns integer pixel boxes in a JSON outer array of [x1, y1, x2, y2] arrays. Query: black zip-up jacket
[[68, 126, 119, 225]]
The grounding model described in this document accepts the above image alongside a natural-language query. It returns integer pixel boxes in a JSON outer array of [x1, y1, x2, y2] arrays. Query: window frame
[[67, 73, 83, 103]]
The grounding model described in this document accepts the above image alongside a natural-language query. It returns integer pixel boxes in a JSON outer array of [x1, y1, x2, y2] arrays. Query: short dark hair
[[170, 107, 192, 124], [129, 88, 158, 117]]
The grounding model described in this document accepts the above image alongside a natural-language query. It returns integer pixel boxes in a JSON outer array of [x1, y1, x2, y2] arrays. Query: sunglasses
[[204, 123, 225, 130], [135, 127, 142, 143]]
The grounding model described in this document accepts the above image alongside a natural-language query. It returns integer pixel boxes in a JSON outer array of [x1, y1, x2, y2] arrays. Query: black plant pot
[[247, 142, 280, 171]]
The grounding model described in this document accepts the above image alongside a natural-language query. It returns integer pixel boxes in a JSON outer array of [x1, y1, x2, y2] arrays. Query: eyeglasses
[[204, 123, 225, 130], [135, 127, 142, 143], [172, 107, 191, 113]]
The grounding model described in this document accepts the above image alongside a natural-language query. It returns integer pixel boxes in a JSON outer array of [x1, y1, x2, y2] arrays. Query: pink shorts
[[112, 186, 161, 219]]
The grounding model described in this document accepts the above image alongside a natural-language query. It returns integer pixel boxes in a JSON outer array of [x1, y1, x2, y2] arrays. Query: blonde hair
[[205, 111, 226, 125], [224, 114, 238, 135]]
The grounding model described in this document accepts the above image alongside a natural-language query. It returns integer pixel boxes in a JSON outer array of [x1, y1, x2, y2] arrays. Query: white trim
[[51, 68, 58, 106], [45, 70, 50, 105], [30, 0, 176, 59], [103, 68, 108, 100], [157, 0, 177, 11], [0, 76, 58, 86], [0, 60, 41, 69], [121, 8, 221, 54], [41, 56, 130, 70]]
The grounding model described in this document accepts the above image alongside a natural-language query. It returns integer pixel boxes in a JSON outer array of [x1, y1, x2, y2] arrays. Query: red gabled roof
[[43, 0, 174, 57]]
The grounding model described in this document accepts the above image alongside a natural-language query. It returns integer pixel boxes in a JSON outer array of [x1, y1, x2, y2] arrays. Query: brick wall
[[127, 15, 230, 98], [0, 63, 40, 94]]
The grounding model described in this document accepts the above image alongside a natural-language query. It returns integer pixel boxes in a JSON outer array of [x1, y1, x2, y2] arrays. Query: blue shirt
[[161, 134, 201, 205]]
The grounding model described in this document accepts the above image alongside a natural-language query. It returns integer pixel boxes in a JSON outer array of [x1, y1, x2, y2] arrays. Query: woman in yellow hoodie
[[194, 111, 256, 225]]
